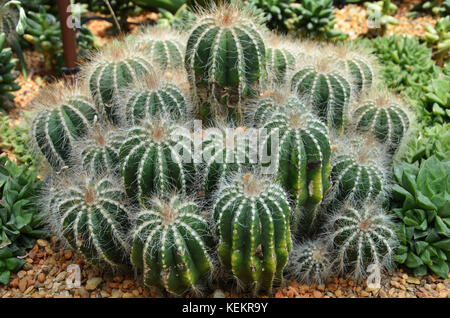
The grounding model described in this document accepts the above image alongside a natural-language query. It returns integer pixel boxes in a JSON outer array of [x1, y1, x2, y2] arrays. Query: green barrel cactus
[[185, 2, 266, 124], [213, 172, 291, 294], [353, 93, 410, 151], [48, 175, 131, 267], [121, 76, 189, 125], [291, 60, 352, 132], [327, 202, 398, 281], [119, 117, 195, 202], [256, 94, 331, 236], [263, 34, 296, 85], [200, 126, 254, 198], [31, 86, 98, 170], [286, 239, 332, 284], [0, 33, 20, 111], [131, 195, 214, 295], [85, 41, 155, 124], [78, 125, 123, 176], [135, 27, 185, 71], [330, 133, 388, 205]]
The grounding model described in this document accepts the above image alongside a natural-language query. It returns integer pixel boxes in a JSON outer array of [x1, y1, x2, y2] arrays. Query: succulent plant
[[120, 74, 189, 125], [327, 202, 398, 281], [248, 0, 294, 33], [0, 155, 45, 284], [255, 94, 331, 236], [286, 239, 332, 284], [0, 32, 19, 111], [365, 0, 398, 37], [77, 123, 123, 177], [200, 126, 254, 198], [423, 16, 450, 67], [264, 34, 296, 85], [185, 2, 266, 125], [119, 116, 195, 202], [352, 91, 410, 151], [213, 172, 291, 294], [31, 86, 98, 170], [291, 58, 352, 133], [392, 157, 450, 278], [288, 0, 347, 40], [330, 133, 389, 206], [84, 41, 155, 124], [135, 27, 186, 71], [131, 195, 214, 295], [23, 7, 62, 72], [421, 74, 450, 124], [156, 4, 197, 31], [46, 173, 131, 268]]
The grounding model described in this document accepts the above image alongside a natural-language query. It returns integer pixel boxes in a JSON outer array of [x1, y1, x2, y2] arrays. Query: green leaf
[[405, 251, 423, 268], [428, 261, 449, 279], [0, 270, 10, 285]]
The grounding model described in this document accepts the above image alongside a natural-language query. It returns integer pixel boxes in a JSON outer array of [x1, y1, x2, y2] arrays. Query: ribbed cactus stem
[[119, 117, 195, 202], [256, 95, 331, 237], [291, 59, 352, 132], [266, 47, 296, 85], [327, 202, 398, 281], [131, 195, 214, 295], [185, 3, 266, 124], [213, 172, 291, 294], [31, 87, 98, 170], [79, 124, 123, 176], [353, 94, 410, 151], [49, 175, 130, 267], [201, 126, 253, 198], [86, 42, 154, 124], [122, 76, 189, 125], [330, 133, 388, 205], [287, 239, 332, 284]]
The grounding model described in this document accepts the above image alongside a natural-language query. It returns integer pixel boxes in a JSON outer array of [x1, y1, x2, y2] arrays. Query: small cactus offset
[[134, 27, 186, 71], [330, 133, 389, 205], [353, 92, 410, 151], [213, 172, 291, 294], [200, 126, 254, 198], [185, 2, 266, 124], [264, 34, 296, 85], [326, 202, 398, 281], [77, 124, 123, 176], [131, 195, 214, 295], [291, 58, 352, 132], [286, 239, 332, 284], [120, 74, 190, 125], [332, 45, 377, 95], [31, 85, 98, 170], [84, 41, 154, 124], [256, 94, 331, 236], [46, 174, 131, 268], [0, 33, 20, 111], [119, 116, 195, 202]]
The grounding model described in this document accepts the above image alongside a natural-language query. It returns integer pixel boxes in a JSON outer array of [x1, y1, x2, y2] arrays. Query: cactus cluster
[[29, 2, 412, 295], [0, 33, 20, 111]]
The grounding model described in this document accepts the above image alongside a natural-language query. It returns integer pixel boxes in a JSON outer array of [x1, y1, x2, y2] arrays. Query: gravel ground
[[0, 237, 448, 298]]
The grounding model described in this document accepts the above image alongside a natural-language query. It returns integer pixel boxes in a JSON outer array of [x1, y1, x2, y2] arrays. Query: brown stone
[[313, 290, 323, 298], [9, 278, 19, 288], [18, 278, 28, 293], [64, 250, 73, 260], [335, 289, 342, 297]]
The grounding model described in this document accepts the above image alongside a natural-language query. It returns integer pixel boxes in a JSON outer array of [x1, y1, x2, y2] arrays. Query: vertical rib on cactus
[[331, 44, 377, 95], [200, 126, 254, 198], [213, 172, 291, 295], [330, 132, 389, 205], [286, 239, 332, 284], [119, 73, 190, 125], [291, 58, 352, 133], [134, 27, 186, 71], [119, 116, 195, 202], [326, 202, 398, 281], [185, 2, 266, 124], [84, 41, 155, 124], [46, 174, 131, 268], [76, 122, 123, 176], [31, 84, 98, 170], [263, 33, 296, 85], [352, 91, 410, 151], [131, 195, 214, 295], [255, 93, 331, 237]]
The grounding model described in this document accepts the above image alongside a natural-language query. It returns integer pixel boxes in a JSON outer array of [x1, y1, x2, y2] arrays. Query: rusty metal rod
[[57, 0, 78, 74]]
